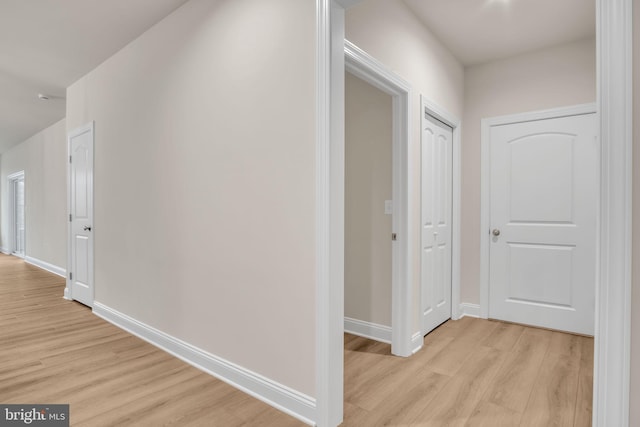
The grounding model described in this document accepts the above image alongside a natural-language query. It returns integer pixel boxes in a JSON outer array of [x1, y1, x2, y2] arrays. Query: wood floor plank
[[408, 346, 506, 426], [573, 351, 594, 427], [547, 331, 584, 359], [465, 400, 522, 427], [345, 352, 405, 408], [520, 352, 581, 427], [344, 332, 456, 412], [358, 370, 450, 425], [342, 402, 373, 426], [512, 327, 554, 354], [580, 336, 594, 365], [481, 321, 525, 351], [482, 336, 548, 412], [424, 329, 496, 377]]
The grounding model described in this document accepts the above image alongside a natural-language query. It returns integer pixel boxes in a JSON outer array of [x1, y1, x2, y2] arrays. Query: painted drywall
[[66, 0, 316, 397], [345, 72, 393, 327], [0, 119, 67, 268], [346, 0, 464, 119], [461, 38, 596, 304], [630, 0, 639, 424], [345, 0, 464, 335]]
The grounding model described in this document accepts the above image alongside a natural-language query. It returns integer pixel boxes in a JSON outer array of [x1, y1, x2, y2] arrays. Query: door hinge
[[69, 272, 73, 280], [69, 214, 72, 222], [69, 155, 72, 164], [392, 233, 397, 241]]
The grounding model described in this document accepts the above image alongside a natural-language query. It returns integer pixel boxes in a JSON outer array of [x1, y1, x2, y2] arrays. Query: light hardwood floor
[[343, 319, 593, 426], [0, 255, 303, 426], [0, 254, 593, 426]]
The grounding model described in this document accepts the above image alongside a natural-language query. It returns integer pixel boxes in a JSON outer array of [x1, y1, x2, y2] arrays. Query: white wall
[[0, 118, 67, 269], [66, 0, 316, 397], [345, 72, 392, 327], [346, 0, 464, 119], [345, 0, 465, 334], [461, 38, 596, 304]]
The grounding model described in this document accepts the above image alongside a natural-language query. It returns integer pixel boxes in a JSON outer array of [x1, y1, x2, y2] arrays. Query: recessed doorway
[[8, 171, 25, 258]]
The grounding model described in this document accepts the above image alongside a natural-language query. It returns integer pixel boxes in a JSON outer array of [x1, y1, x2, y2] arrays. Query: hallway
[[0, 254, 593, 426]]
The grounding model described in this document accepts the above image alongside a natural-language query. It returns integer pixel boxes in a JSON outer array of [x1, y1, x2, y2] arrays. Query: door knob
[[84, 226, 92, 231], [492, 229, 500, 236]]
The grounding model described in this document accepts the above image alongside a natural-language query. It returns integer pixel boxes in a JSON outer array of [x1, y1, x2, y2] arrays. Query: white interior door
[[14, 178, 25, 256], [421, 114, 453, 335], [9, 172, 25, 258], [489, 112, 597, 335], [68, 123, 94, 307]]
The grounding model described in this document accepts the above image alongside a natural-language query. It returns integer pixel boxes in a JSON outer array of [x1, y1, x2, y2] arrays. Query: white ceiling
[[402, 0, 595, 67], [0, 0, 190, 154], [1, 0, 596, 154]]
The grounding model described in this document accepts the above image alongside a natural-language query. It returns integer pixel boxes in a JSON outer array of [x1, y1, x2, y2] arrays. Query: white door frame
[[479, 102, 598, 320], [316, 1, 632, 426], [594, 0, 632, 424], [345, 40, 413, 356], [315, 4, 344, 425], [7, 170, 26, 258], [64, 122, 95, 303], [421, 96, 462, 325]]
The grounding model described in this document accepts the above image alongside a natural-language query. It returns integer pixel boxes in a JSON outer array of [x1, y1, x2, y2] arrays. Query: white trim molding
[[594, 0, 633, 425], [344, 317, 392, 344], [479, 103, 598, 320], [411, 331, 424, 354], [0, 247, 9, 255], [345, 40, 413, 357], [316, 1, 345, 426], [458, 303, 481, 319], [93, 302, 316, 426], [24, 256, 66, 278]]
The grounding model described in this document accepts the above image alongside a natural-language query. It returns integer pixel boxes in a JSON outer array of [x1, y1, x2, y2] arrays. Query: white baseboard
[[92, 302, 316, 426], [24, 256, 66, 278], [459, 303, 481, 319], [344, 317, 392, 344], [411, 331, 423, 354], [0, 247, 9, 255]]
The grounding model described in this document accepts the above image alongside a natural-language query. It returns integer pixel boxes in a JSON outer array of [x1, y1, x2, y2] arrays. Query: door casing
[[345, 40, 413, 357]]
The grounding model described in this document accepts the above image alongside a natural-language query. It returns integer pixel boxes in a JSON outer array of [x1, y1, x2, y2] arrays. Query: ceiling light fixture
[[37, 93, 50, 101]]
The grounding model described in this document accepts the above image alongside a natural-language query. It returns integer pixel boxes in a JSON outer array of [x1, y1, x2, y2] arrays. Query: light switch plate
[[385, 200, 393, 215]]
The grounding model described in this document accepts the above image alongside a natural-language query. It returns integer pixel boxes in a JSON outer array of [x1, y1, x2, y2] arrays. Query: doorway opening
[[344, 71, 394, 344], [344, 40, 413, 357], [8, 171, 25, 258]]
